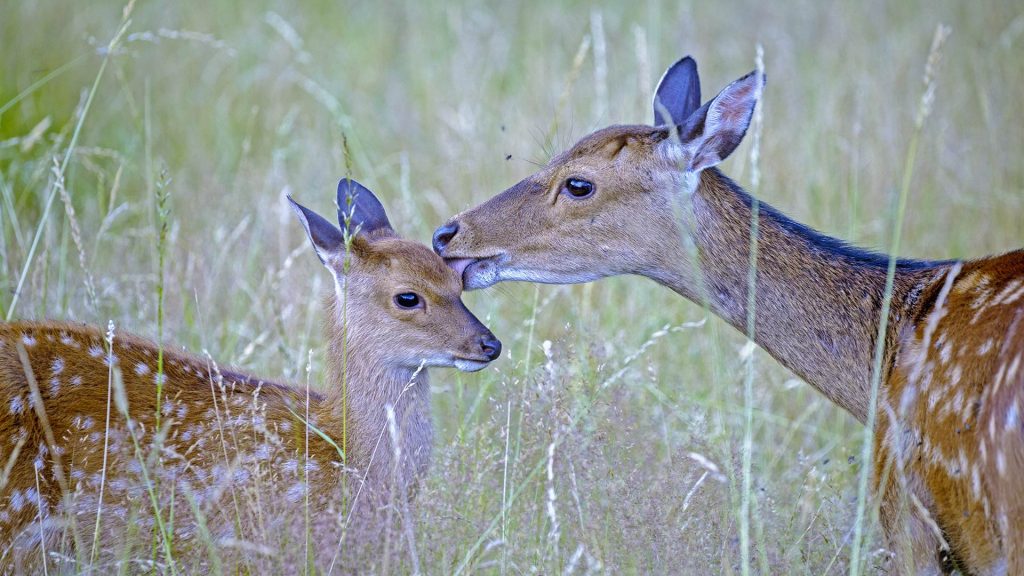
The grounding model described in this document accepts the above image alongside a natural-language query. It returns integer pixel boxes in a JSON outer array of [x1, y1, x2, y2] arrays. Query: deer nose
[[432, 221, 459, 254], [480, 334, 502, 361]]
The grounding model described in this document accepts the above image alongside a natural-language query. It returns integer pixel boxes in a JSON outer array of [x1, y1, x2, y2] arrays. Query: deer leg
[[874, 429, 947, 576]]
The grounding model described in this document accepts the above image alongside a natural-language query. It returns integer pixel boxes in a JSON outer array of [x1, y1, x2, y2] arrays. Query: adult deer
[[0, 179, 501, 564], [433, 57, 1023, 574]]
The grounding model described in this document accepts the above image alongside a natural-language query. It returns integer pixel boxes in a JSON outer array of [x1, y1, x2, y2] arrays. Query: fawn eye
[[562, 178, 594, 199], [394, 292, 422, 309]]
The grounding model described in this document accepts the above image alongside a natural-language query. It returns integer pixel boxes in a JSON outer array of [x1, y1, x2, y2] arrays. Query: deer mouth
[[444, 254, 505, 290], [453, 357, 492, 372], [445, 258, 477, 278]]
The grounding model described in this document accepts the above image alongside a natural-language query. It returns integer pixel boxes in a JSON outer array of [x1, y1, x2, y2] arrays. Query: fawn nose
[[480, 334, 502, 361], [432, 221, 459, 254]]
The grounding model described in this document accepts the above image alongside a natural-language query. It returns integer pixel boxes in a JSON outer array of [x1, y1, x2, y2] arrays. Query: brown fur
[[438, 118, 1023, 573], [0, 229, 498, 564]]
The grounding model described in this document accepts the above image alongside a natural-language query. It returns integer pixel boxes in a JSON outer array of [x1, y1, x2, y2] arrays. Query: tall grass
[[1, 0, 1022, 573], [740, 43, 766, 576], [848, 24, 952, 575]]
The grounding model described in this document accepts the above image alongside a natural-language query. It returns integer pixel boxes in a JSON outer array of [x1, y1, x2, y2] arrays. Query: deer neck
[[316, 297, 433, 487], [649, 168, 948, 423]]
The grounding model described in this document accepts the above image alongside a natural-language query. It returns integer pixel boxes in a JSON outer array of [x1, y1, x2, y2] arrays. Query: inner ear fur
[[602, 136, 630, 159]]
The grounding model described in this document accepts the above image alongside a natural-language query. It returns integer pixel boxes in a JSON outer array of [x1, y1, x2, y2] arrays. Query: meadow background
[[2, 0, 1023, 573]]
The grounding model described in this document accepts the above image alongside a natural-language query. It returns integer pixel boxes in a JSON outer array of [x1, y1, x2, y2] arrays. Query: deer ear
[[288, 196, 346, 265], [681, 70, 764, 173], [653, 56, 701, 127], [337, 178, 394, 238]]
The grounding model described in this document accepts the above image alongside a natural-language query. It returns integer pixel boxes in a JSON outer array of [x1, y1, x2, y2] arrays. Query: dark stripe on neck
[[708, 168, 946, 272]]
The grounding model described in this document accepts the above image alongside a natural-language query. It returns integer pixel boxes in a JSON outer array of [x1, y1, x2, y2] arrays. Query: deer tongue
[[445, 258, 475, 278]]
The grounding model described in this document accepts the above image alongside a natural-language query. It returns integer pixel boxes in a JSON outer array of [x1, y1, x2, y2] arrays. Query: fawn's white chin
[[454, 359, 490, 372]]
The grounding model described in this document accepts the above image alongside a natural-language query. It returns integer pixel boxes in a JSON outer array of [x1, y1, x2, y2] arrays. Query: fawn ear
[[288, 196, 346, 265], [653, 56, 701, 127], [675, 70, 764, 173], [337, 178, 394, 238]]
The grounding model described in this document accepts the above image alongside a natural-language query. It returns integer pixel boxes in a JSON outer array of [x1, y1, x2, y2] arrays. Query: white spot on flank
[[1007, 355, 1022, 385], [59, 333, 75, 346], [154, 373, 167, 386], [1004, 283, 1024, 304], [971, 466, 982, 499], [24, 488, 40, 512], [135, 363, 150, 376], [285, 482, 306, 503], [9, 490, 25, 512], [51, 358, 64, 375], [978, 339, 994, 356], [283, 459, 299, 475], [70, 375, 82, 387], [9, 395, 25, 415], [940, 344, 953, 365], [48, 377, 60, 396], [994, 279, 1024, 305], [88, 345, 103, 358], [73, 415, 95, 430], [950, 365, 963, 384], [21, 334, 36, 347], [1007, 403, 1020, 430]]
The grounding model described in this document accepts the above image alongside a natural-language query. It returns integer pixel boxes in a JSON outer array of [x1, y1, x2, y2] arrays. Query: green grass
[[2, 0, 1023, 573]]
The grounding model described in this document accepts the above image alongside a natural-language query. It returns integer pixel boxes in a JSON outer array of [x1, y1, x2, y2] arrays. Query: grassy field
[[2, 0, 1023, 573]]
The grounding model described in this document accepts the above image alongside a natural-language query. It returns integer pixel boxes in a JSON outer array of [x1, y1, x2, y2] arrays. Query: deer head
[[291, 179, 501, 372], [433, 57, 763, 298]]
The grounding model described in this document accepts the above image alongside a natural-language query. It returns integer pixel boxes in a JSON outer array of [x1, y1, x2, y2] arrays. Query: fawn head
[[290, 179, 501, 371], [433, 57, 763, 290]]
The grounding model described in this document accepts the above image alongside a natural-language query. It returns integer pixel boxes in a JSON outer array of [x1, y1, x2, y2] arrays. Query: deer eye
[[562, 178, 594, 199], [394, 292, 422, 309]]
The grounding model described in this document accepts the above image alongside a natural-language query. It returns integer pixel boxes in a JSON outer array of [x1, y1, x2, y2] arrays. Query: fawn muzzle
[[479, 333, 502, 361]]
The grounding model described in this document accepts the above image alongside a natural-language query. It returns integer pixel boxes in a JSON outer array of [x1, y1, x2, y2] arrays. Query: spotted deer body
[[879, 255, 1024, 574], [0, 180, 501, 563], [434, 57, 1023, 574]]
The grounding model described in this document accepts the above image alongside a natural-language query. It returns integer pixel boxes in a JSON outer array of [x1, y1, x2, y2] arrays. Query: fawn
[[0, 179, 501, 564], [433, 56, 1023, 574]]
